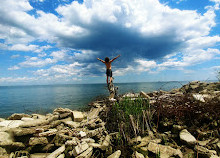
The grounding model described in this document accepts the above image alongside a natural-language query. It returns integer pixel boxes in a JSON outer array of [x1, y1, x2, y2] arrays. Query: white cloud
[[34, 62, 82, 79], [8, 66, 20, 70], [1, 0, 220, 83], [9, 44, 38, 51], [19, 57, 55, 67]]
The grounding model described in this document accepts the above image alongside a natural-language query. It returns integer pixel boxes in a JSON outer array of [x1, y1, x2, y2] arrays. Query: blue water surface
[[0, 81, 188, 118]]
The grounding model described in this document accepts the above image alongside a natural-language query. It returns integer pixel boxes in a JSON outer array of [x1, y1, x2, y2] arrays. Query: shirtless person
[[97, 55, 120, 85]]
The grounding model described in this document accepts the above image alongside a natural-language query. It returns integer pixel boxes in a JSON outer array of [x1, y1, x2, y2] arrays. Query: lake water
[[0, 81, 188, 118]]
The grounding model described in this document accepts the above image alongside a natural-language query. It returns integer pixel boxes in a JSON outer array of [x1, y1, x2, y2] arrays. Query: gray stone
[[180, 129, 196, 146]]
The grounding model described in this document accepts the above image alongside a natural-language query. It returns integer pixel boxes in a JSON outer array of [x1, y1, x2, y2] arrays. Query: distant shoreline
[[0, 80, 218, 87]]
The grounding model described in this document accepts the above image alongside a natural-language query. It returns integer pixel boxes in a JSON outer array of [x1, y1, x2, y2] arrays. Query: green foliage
[[114, 97, 150, 120], [156, 150, 161, 158], [217, 70, 220, 81], [110, 97, 150, 138]]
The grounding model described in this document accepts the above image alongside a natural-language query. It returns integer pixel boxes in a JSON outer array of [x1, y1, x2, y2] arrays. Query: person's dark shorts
[[106, 69, 112, 77]]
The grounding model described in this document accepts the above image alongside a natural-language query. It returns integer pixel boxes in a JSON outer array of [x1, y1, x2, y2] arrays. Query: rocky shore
[[0, 81, 219, 158]]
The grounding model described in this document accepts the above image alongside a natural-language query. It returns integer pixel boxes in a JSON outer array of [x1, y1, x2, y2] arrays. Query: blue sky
[[0, 0, 220, 85]]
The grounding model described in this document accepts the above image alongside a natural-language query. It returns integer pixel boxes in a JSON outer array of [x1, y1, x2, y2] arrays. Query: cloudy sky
[[0, 0, 220, 85]]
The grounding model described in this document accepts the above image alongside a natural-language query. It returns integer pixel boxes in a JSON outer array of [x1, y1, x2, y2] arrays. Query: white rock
[[180, 129, 196, 145], [192, 94, 211, 102], [72, 111, 84, 122], [107, 150, 121, 158], [21, 117, 35, 122], [79, 131, 87, 138], [0, 120, 23, 128]]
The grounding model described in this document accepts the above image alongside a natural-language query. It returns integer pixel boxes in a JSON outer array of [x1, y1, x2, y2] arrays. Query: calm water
[[0, 81, 188, 118]]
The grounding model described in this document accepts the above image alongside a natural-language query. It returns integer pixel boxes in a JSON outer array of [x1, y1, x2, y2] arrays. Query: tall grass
[[106, 97, 152, 141]]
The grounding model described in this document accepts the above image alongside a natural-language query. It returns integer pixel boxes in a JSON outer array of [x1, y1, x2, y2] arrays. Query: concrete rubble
[[0, 81, 219, 157]]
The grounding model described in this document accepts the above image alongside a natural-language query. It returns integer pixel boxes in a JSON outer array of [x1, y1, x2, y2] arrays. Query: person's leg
[[110, 77, 112, 83], [109, 70, 113, 83]]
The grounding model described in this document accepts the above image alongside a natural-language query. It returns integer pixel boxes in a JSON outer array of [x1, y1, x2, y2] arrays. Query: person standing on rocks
[[97, 55, 120, 85]]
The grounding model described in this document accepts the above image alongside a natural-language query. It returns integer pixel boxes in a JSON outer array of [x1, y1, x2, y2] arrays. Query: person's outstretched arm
[[110, 55, 121, 62], [97, 58, 105, 63]]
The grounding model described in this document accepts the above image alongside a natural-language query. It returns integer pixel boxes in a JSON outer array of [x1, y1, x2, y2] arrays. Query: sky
[[0, 0, 220, 85]]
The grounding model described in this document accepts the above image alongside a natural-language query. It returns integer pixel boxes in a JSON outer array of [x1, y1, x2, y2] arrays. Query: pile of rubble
[[0, 100, 121, 158], [120, 81, 220, 158], [0, 81, 219, 158]]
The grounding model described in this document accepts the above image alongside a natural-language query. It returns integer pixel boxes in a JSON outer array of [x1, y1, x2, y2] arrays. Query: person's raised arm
[[97, 58, 105, 63], [110, 55, 121, 62]]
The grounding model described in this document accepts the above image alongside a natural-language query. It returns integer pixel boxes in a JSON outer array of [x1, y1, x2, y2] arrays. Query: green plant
[[107, 97, 151, 139], [217, 70, 220, 81], [156, 149, 160, 158]]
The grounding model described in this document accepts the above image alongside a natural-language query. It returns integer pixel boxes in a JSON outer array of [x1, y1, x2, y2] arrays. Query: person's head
[[105, 57, 110, 62]]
